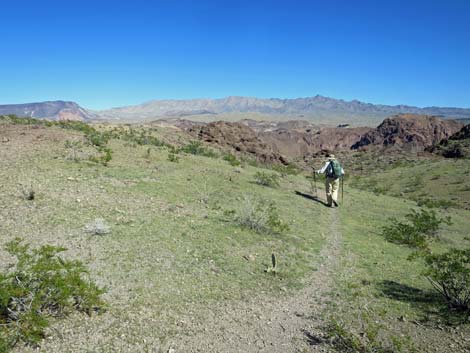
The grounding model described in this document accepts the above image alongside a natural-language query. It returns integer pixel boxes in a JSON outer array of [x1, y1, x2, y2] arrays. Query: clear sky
[[1, 0, 469, 110]]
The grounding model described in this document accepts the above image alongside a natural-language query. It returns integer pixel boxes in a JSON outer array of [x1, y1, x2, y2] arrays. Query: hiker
[[316, 153, 344, 207]]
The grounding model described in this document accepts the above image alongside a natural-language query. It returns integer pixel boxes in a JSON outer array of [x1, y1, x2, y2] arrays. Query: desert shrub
[[144, 147, 151, 159], [381, 208, 451, 249], [414, 197, 457, 209], [18, 184, 35, 201], [64, 140, 85, 162], [271, 163, 300, 176], [89, 146, 112, 166], [55, 120, 96, 135], [114, 128, 168, 147], [168, 152, 180, 163], [232, 197, 289, 235], [253, 171, 280, 188], [223, 153, 240, 166], [442, 144, 465, 158], [179, 141, 218, 158], [325, 319, 417, 353], [0, 115, 46, 126], [85, 130, 111, 147], [84, 218, 111, 235], [422, 248, 470, 311], [0, 239, 105, 350]]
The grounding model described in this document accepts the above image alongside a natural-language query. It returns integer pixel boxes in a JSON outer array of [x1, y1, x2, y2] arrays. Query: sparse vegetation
[[230, 197, 289, 235], [325, 318, 417, 353], [223, 153, 241, 166], [84, 218, 111, 235], [179, 141, 218, 158], [253, 171, 280, 188], [381, 208, 451, 249], [422, 248, 470, 311], [167, 152, 180, 162], [18, 184, 35, 201], [271, 163, 300, 176], [2, 115, 470, 352], [64, 140, 84, 162], [0, 239, 105, 351]]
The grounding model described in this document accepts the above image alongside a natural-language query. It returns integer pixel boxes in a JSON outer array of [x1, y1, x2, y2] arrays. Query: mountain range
[[1, 96, 470, 126], [0, 101, 98, 121]]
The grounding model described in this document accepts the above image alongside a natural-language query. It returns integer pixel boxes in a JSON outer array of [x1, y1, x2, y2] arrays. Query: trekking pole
[[313, 168, 317, 196], [341, 175, 344, 204]]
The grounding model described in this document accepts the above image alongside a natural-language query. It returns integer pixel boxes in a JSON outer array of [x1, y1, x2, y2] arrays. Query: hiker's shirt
[[317, 160, 345, 178]]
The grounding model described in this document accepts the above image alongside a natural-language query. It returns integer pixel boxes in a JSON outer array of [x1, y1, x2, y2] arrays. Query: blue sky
[[1, 0, 469, 109]]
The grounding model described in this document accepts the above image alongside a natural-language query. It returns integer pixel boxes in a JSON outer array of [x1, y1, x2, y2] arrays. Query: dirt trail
[[172, 202, 341, 353]]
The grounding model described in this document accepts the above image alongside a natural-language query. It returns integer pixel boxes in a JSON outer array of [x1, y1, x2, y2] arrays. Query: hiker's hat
[[328, 153, 335, 159]]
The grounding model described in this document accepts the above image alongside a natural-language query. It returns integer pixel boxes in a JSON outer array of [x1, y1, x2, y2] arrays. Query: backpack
[[326, 160, 343, 179]]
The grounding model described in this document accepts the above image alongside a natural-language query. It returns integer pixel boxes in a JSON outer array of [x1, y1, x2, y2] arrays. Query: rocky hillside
[[98, 95, 470, 125], [0, 101, 98, 121], [449, 124, 470, 140], [260, 127, 371, 159], [168, 114, 463, 165], [430, 124, 470, 158], [188, 121, 289, 164], [351, 114, 463, 152]]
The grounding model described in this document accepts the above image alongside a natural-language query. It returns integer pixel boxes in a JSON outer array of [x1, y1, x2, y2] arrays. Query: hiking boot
[[333, 201, 339, 207]]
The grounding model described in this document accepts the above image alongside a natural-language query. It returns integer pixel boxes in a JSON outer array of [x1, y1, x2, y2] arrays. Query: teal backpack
[[326, 160, 343, 179]]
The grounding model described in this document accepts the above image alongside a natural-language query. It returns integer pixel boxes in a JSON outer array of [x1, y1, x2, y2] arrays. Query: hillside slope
[[0, 118, 469, 353]]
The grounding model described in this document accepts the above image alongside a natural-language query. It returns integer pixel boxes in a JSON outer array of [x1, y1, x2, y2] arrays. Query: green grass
[[349, 158, 470, 210], [332, 186, 470, 351]]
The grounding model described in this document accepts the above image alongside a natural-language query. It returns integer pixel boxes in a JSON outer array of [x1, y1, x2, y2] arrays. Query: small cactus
[[265, 252, 278, 274]]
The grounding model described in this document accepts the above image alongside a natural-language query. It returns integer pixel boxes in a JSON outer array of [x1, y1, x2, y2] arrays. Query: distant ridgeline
[[1, 96, 470, 125], [0, 101, 98, 121]]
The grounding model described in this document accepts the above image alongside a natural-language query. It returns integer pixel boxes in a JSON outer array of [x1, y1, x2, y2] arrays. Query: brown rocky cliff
[[352, 114, 463, 152], [189, 121, 289, 164], [260, 127, 371, 158]]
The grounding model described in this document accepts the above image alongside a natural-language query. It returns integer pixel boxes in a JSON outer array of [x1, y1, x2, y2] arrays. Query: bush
[[85, 130, 111, 147], [64, 140, 84, 162], [84, 218, 111, 235], [382, 208, 451, 249], [18, 184, 35, 201], [179, 141, 218, 158], [325, 319, 417, 353], [271, 163, 300, 176], [0, 239, 105, 350], [414, 197, 457, 209], [89, 146, 113, 166], [422, 248, 470, 311], [232, 197, 289, 235], [253, 171, 280, 188], [113, 128, 168, 148], [0, 115, 46, 126], [223, 153, 240, 166], [168, 152, 180, 163]]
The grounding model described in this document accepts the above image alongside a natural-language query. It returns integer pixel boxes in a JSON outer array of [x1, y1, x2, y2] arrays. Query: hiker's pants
[[325, 177, 340, 206]]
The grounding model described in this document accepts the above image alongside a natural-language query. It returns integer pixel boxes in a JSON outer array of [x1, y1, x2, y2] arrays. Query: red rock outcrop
[[260, 127, 371, 158], [189, 121, 289, 164], [351, 114, 463, 152]]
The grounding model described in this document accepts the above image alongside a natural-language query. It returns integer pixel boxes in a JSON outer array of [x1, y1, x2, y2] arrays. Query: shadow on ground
[[302, 329, 324, 346], [377, 280, 469, 326], [294, 191, 330, 207]]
